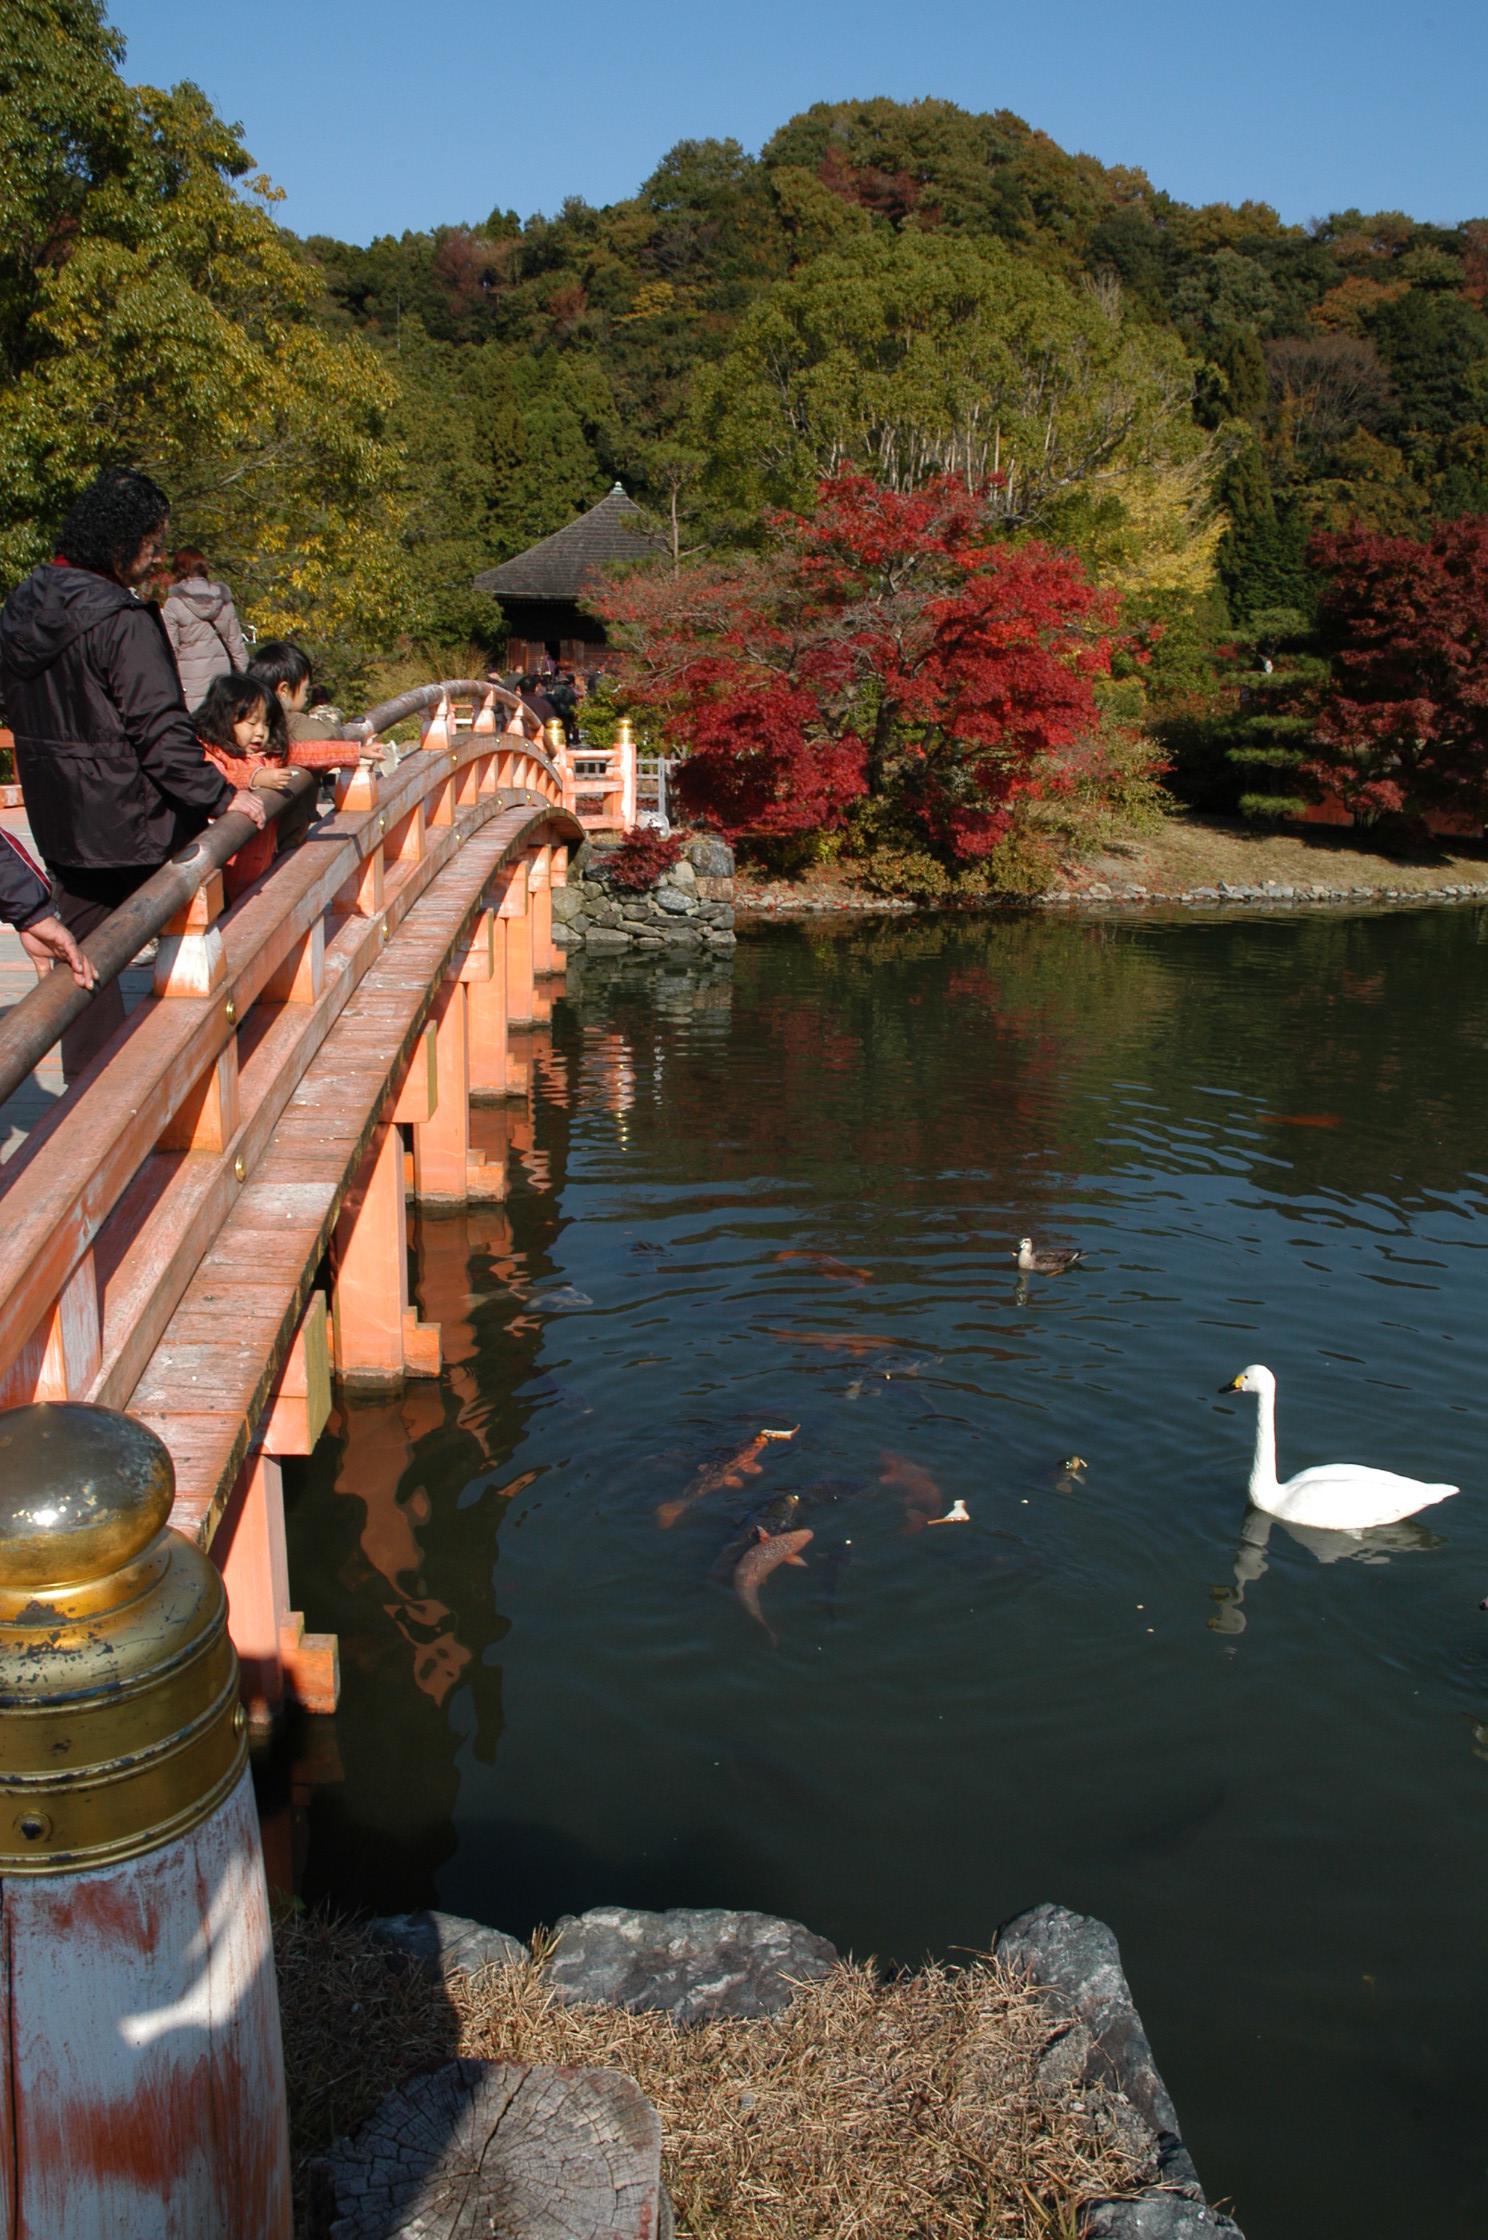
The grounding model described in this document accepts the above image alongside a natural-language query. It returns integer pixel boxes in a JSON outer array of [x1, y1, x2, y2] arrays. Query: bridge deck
[[132, 800, 545, 1546]]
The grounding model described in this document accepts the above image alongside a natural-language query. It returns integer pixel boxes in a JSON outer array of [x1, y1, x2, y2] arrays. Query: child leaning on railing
[[190, 673, 357, 896]]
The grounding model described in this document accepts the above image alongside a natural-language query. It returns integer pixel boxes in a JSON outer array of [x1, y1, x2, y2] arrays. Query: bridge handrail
[[0, 776, 315, 1114], [0, 681, 553, 1112], [343, 678, 541, 743]]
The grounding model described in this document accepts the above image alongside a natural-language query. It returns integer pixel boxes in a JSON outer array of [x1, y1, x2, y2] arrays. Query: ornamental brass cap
[[0, 1403, 245, 1872], [0, 1403, 172, 1589]]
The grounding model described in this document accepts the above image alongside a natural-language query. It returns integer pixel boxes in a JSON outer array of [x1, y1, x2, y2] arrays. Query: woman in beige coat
[[161, 546, 247, 704]]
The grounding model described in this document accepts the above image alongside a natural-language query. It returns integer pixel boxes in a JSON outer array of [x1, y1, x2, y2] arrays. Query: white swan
[[1219, 1365, 1458, 1530]]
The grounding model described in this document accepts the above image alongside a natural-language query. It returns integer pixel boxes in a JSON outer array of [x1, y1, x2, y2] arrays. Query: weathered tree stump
[[308, 2059, 666, 2240]]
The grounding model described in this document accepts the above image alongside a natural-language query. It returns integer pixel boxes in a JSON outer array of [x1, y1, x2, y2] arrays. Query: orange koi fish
[[656, 1426, 799, 1528], [880, 1450, 945, 1535], [773, 1251, 873, 1283], [767, 1329, 902, 1357]]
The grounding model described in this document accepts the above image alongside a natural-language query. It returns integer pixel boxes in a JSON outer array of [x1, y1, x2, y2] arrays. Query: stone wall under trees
[[551, 837, 737, 956]]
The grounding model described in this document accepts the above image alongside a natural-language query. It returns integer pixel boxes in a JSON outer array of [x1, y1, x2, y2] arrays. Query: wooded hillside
[[5, 7, 1488, 849]]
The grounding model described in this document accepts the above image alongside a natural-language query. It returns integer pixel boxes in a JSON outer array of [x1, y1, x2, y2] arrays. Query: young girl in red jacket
[[190, 673, 291, 895], [191, 673, 359, 895]]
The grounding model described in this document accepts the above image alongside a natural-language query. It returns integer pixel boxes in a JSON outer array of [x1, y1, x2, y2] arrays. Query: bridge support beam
[[331, 1123, 440, 1384], [503, 860, 535, 1028], [467, 917, 510, 1102], [214, 1415, 341, 1733], [411, 984, 470, 1205]]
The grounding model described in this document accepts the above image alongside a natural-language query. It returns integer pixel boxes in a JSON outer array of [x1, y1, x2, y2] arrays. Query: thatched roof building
[[474, 483, 658, 673]]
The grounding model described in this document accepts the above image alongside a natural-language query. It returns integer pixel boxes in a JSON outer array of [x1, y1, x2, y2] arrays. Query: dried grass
[[275, 1906, 1157, 2239]]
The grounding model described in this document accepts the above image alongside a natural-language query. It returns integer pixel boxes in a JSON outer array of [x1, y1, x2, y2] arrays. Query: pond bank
[[730, 812, 1488, 919], [551, 815, 1488, 939], [280, 1900, 1241, 2238]]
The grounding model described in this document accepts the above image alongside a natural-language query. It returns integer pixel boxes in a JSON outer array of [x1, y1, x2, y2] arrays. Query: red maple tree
[[590, 471, 1123, 861], [1305, 516, 1488, 826]]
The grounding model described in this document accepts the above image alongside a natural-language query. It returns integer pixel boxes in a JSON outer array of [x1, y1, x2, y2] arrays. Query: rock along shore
[[310, 1899, 1240, 2239]]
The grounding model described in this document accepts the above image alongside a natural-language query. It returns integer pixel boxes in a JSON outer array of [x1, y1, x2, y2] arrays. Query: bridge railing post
[[0, 1403, 291, 2237]]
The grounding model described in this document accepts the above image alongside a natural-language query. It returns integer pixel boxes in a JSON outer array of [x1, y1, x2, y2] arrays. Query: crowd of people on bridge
[[0, 469, 346, 1079], [499, 662, 586, 742]]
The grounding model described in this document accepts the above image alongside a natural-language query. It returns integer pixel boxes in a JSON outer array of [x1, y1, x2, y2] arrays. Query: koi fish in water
[[773, 1251, 873, 1283], [880, 1450, 946, 1534], [767, 1329, 902, 1358], [733, 1527, 814, 1642], [712, 1492, 803, 1580], [656, 1426, 799, 1528]]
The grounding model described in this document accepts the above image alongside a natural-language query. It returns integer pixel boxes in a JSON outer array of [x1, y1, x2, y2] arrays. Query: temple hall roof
[[473, 484, 659, 600]]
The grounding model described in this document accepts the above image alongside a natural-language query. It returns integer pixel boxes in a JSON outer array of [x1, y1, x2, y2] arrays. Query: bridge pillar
[[467, 915, 510, 1102], [411, 984, 470, 1206], [213, 1295, 340, 1728], [528, 843, 556, 987], [410, 918, 508, 1206], [503, 858, 535, 1027], [331, 1123, 440, 1384]]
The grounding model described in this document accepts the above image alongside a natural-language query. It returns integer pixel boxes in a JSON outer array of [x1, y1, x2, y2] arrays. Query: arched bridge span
[[0, 681, 582, 1721]]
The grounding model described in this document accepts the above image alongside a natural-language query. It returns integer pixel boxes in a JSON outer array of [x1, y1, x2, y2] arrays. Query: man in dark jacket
[[0, 468, 264, 1078]]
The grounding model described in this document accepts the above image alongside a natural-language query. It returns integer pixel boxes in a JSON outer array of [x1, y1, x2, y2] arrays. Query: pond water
[[284, 908, 1488, 2240]]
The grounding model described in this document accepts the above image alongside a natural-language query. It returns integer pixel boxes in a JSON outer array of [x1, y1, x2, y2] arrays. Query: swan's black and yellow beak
[[1217, 1373, 1242, 1393]]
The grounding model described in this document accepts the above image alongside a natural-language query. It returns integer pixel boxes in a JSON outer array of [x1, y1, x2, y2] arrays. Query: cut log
[[307, 2058, 665, 2239]]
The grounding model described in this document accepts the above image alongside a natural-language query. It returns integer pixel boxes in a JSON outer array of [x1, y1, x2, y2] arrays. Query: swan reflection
[[1209, 1505, 1445, 1633]]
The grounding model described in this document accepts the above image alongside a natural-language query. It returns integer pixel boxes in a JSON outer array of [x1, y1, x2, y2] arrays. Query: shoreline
[[735, 873, 1488, 920]]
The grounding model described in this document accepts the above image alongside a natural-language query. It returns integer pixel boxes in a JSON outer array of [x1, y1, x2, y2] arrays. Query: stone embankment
[[552, 837, 738, 956], [1039, 876, 1488, 910], [309, 1901, 1240, 2239], [733, 873, 1488, 918]]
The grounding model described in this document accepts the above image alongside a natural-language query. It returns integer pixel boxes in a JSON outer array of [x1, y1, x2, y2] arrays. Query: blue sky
[[107, 0, 1488, 244]]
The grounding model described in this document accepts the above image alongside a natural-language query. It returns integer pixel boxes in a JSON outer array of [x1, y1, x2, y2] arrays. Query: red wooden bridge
[[0, 681, 582, 1729]]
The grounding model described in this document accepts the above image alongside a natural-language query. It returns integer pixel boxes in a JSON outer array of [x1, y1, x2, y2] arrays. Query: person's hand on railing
[[18, 914, 98, 990], [221, 787, 268, 830]]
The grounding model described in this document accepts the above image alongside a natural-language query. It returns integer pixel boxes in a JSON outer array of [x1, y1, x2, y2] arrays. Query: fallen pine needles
[[275, 1906, 1158, 2237]]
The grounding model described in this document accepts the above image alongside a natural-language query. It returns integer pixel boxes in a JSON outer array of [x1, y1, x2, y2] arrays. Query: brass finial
[[0, 1405, 245, 1871], [0, 1402, 172, 1588]]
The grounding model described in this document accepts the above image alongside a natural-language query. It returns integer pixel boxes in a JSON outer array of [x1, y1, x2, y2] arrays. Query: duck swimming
[[1015, 1238, 1083, 1274], [1219, 1365, 1458, 1530]]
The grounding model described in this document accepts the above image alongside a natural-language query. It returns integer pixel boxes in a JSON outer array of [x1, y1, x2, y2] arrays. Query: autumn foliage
[[1305, 517, 1488, 825], [591, 472, 1126, 866], [604, 829, 684, 890]]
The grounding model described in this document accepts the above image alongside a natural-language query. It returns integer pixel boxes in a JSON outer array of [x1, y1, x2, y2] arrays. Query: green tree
[[692, 229, 1196, 531], [0, 2, 406, 682], [1214, 428, 1311, 618]]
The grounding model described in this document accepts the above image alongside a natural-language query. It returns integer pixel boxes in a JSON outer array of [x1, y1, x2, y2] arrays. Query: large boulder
[[367, 1909, 524, 1980], [994, 1905, 1243, 2238], [683, 835, 734, 880], [544, 1904, 837, 2024]]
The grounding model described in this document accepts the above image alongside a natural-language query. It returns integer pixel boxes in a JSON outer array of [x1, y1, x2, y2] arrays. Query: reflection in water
[[284, 921, 1488, 2240], [1209, 1505, 1447, 1634]]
